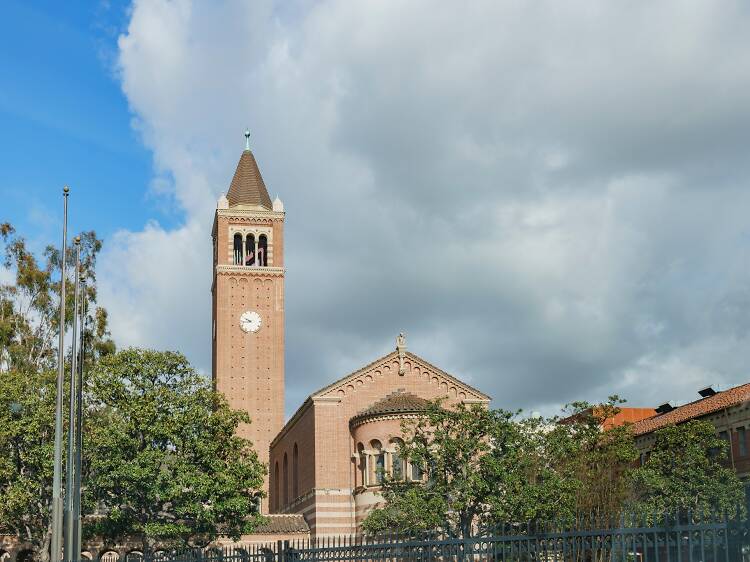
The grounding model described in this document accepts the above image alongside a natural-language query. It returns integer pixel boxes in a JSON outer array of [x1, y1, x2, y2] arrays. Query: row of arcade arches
[[273, 442, 299, 512], [233, 233, 268, 267], [356, 438, 423, 488]]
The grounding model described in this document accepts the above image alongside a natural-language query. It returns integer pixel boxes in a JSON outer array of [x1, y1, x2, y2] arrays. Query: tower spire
[[226, 130, 272, 209]]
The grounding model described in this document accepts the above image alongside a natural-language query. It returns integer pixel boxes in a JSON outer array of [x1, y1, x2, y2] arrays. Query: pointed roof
[[226, 149, 273, 209]]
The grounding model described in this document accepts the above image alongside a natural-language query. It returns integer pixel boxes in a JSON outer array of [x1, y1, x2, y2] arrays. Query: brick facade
[[268, 351, 490, 536], [212, 142, 491, 538], [212, 148, 286, 511]]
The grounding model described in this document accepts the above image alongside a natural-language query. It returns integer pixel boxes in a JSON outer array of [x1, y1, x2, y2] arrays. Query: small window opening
[[274, 461, 279, 512], [283, 453, 289, 507], [739, 427, 747, 457], [245, 234, 256, 266], [392, 451, 404, 480], [258, 234, 268, 267], [233, 233, 243, 265], [391, 439, 405, 480], [369, 440, 384, 485], [369, 440, 385, 484], [293, 443, 299, 498]]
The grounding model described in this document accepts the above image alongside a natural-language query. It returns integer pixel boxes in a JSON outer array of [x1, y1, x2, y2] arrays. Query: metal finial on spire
[[244, 129, 251, 151]]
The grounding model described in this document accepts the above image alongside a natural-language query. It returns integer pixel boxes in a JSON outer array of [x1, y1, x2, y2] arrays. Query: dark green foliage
[[364, 396, 745, 536], [629, 419, 745, 514], [85, 349, 267, 550], [0, 224, 265, 555]]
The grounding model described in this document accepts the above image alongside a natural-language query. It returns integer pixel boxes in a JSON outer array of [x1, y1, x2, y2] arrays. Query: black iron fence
[[78, 511, 750, 562]]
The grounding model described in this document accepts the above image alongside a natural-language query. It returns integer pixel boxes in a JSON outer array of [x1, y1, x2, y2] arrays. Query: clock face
[[239, 310, 262, 333]]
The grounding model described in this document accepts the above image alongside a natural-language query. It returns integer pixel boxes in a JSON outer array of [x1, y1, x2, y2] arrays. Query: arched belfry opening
[[233, 233, 242, 265], [245, 234, 256, 266], [258, 234, 268, 267]]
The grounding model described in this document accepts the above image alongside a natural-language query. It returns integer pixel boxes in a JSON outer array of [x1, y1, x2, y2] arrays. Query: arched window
[[233, 233, 243, 265], [101, 552, 120, 562], [390, 438, 405, 481], [274, 461, 279, 512], [283, 452, 289, 507], [258, 234, 268, 267], [411, 461, 424, 481], [292, 443, 299, 499], [245, 234, 256, 266], [370, 440, 384, 485]]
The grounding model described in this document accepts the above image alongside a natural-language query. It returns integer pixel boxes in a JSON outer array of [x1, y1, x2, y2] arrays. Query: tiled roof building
[[631, 383, 750, 436], [632, 382, 750, 480]]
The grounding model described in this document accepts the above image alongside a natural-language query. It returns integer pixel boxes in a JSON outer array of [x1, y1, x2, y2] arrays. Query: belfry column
[[212, 131, 285, 512]]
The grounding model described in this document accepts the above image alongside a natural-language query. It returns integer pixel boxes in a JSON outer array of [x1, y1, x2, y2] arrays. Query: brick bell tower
[[212, 131, 285, 512]]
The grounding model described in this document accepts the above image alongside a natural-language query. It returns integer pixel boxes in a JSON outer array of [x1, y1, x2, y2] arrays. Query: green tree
[[629, 420, 745, 514], [0, 368, 57, 560], [362, 401, 556, 538], [85, 349, 266, 551], [0, 223, 112, 562], [0, 223, 114, 374], [547, 397, 640, 520], [362, 397, 643, 537]]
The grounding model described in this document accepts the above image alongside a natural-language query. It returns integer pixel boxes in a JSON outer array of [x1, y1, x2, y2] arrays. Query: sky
[[3, 0, 750, 418]]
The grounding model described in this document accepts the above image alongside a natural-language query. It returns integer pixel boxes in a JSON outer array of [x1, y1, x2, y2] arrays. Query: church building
[[211, 133, 492, 538]]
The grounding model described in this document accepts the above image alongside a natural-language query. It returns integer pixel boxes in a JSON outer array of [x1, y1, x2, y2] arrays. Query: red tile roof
[[350, 391, 431, 426], [253, 514, 309, 534], [631, 382, 750, 436]]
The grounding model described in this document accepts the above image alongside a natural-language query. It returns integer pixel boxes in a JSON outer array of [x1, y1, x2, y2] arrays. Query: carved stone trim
[[349, 412, 424, 429], [216, 265, 285, 277], [322, 355, 487, 402], [217, 208, 285, 222]]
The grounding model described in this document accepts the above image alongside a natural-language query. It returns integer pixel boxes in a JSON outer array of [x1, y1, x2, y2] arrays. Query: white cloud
[[100, 0, 750, 417]]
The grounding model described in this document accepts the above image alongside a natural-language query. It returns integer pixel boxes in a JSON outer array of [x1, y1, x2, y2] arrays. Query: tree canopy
[[85, 348, 266, 550], [0, 223, 113, 562], [630, 420, 744, 514], [0, 224, 265, 557], [363, 397, 746, 537]]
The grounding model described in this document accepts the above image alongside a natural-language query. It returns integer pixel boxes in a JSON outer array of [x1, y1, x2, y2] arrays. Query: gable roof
[[271, 349, 490, 448], [227, 149, 273, 209], [631, 382, 750, 436], [313, 350, 491, 401]]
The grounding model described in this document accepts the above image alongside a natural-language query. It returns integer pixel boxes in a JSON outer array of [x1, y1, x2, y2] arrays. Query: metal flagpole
[[51, 186, 70, 562], [71, 278, 87, 560], [64, 238, 81, 561]]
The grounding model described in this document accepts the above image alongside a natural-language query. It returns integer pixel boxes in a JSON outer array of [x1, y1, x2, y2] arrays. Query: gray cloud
[[100, 0, 750, 418]]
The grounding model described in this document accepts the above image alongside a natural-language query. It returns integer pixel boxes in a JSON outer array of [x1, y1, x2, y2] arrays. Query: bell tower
[[212, 131, 285, 511]]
